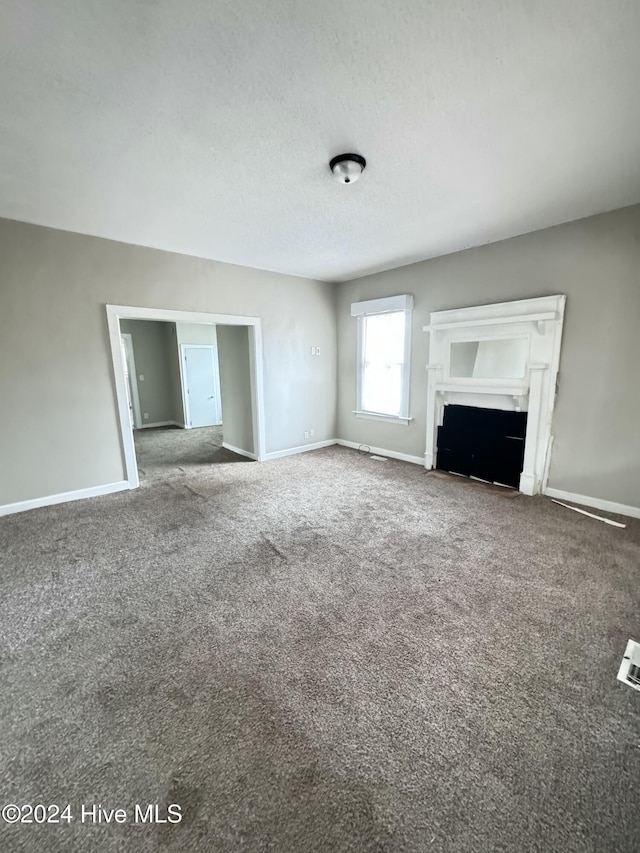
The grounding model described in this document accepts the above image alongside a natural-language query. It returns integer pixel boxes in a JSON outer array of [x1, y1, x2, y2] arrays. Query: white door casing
[[423, 295, 566, 495], [181, 344, 222, 428], [120, 338, 134, 427]]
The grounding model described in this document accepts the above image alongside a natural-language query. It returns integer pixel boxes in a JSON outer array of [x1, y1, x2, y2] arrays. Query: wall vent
[[617, 639, 640, 692]]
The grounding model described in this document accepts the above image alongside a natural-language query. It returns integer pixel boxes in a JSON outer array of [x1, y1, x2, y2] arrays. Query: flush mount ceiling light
[[329, 153, 366, 184]]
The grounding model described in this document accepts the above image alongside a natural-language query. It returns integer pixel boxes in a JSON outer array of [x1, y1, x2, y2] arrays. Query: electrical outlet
[[304, 430, 309, 440], [316, 347, 321, 356], [143, 413, 149, 420], [139, 374, 144, 381], [311, 346, 316, 355], [310, 429, 315, 438]]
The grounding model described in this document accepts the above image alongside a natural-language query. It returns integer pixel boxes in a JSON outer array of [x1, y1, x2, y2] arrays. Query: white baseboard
[[263, 439, 337, 461], [182, 422, 222, 430], [0, 481, 130, 518], [136, 420, 182, 430], [544, 487, 640, 520], [222, 442, 257, 460], [336, 439, 424, 466]]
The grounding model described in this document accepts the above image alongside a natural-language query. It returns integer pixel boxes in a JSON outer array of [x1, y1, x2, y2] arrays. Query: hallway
[[134, 426, 251, 485]]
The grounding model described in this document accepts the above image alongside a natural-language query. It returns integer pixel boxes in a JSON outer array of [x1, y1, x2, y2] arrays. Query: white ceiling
[[1, 1, 639, 282]]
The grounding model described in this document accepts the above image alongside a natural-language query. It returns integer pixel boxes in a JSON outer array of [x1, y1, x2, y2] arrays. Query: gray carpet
[[134, 425, 250, 481], [1, 429, 639, 852]]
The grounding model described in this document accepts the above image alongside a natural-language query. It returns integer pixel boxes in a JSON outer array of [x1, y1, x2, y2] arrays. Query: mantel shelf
[[434, 383, 529, 396], [423, 312, 556, 332]]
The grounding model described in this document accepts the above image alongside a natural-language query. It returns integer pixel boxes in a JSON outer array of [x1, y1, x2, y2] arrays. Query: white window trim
[[353, 295, 413, 423], [351, 294, 413, 317]]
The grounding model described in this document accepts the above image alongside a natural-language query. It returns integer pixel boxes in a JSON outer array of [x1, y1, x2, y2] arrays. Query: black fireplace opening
[[435, 404, 527, 489]]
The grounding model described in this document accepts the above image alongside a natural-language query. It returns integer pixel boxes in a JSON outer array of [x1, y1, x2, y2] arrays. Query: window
[[351, 295, 413, 423]]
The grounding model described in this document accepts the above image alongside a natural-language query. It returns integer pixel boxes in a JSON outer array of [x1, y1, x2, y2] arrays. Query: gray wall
[[337, 205, 640, 508], [164, 323, 185, 426], [0, 219, 336, 506], [119, 320, 179, 425], [217, 326, 254, 455]]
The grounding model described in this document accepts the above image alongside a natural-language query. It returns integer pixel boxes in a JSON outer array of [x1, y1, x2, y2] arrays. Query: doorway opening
[[106, 305, 266, 490]]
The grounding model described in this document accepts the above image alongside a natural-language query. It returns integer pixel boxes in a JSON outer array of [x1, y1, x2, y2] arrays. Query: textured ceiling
[[1, 1, 639, 281]]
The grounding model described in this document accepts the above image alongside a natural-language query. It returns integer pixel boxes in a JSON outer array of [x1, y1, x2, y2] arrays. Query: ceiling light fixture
[[329, 153, 366, 184]]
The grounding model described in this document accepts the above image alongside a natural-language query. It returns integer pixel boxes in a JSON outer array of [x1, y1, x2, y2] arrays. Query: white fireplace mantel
[[423, 295, 566, 495]]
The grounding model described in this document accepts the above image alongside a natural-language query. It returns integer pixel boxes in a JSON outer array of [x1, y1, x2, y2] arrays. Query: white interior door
[[182, 345, 221, 427]]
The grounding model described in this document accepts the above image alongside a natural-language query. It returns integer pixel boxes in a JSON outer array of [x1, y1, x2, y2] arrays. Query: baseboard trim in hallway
[[136, 420, 184, 429], [0, 480, 130, 518]]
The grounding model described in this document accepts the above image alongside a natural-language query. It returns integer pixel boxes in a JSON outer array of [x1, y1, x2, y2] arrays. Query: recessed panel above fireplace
[[449, 337, 528, 379], [436, 404, 527, 488]]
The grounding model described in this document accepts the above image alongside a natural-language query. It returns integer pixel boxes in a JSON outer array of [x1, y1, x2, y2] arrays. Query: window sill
[[352, 410, 412, 425]]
